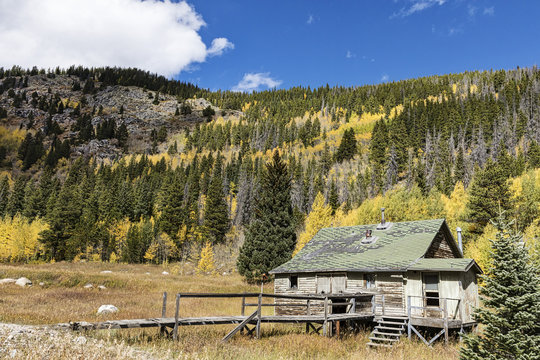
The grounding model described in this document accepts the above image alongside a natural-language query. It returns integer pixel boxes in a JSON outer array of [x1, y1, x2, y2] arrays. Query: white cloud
[[0, 0, 233, 78], [381, 74, 389, 82], [207, 38, 234, 57], [391, 0, 446, 19], [307, 14, 315, 24], [483, 7, 495, 16], [468, 5, 477, 17], [232, 73, 282, 92], [346, 50, 356, 59]]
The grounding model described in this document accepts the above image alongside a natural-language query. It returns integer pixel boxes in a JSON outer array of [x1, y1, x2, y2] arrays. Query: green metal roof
[[408, 258, 480, 272], [270, 219, 480, 274]]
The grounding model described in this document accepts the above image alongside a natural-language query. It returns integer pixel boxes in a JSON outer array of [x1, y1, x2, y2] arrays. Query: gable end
[[424, 222, 462, 259]]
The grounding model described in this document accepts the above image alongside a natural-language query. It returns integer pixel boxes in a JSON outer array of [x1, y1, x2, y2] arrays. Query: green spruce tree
[[467, 158, 511, 232], [460, 213, 540, 360], [203, 156, 229, 243], [237, 150, 296, 283]]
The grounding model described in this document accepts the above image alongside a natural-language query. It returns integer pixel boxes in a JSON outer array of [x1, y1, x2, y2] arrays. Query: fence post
[[407, 295, 412, 339], [160, 292, 167, 336], [371, 295, 375, 315], [307, 299, 311, 316], [241, 294, 246, 316], [443, 298, 449, 344], [256, 293, 262, 339], [351, 297, 356, 313], [382, 294, 386, 316], [173, 294, 181, 341], [323, 297, 328, 337]]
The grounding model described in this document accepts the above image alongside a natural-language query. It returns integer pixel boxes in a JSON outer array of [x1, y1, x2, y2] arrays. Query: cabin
[[270, 213, 482, 344]]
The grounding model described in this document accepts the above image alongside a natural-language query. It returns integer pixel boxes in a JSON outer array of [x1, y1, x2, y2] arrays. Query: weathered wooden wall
[[425, 231, 455, 258], [405, 271, 424, 316], [374, 273, 405, 316], [274, 274, 324, 315], [440, 272, 461, 319], [461, 268, 478, 322]]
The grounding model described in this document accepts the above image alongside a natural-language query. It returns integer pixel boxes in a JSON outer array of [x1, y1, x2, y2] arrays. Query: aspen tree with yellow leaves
[[197, 241, 215, 274], [294, 192, 332, 256]]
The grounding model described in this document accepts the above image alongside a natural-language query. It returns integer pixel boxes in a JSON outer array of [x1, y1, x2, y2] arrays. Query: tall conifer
[[460, 214, 540, 360], [237, 150, 296, 283]]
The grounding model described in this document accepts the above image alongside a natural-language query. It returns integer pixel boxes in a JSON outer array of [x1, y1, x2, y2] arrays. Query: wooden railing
[[406, 295, 463, 344], [166, 292, 374, 339]]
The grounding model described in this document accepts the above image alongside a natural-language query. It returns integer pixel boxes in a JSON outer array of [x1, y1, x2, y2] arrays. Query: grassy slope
[[0, 262, 459, 359]]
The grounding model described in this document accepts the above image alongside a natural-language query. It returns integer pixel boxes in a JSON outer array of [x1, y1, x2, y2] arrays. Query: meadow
[[0, 262, 460, 359]]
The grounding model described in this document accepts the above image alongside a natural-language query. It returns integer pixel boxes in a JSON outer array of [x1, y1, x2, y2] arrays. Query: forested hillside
[[0, 65, 539, 274]]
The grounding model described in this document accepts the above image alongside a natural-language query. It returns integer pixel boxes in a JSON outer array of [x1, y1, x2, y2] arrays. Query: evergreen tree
[[460, 214, 540, 360], [203, 156, 229, 243], [527, 140, 540, 168], [335, 128, 357, 162], [237, 150, 296, 283], [467, 158, 511, 232], [328, 179, 339, 215], [0, 175, 10, 217], [39, 183, 82, 260], [159, 174, 185, 241], [6, 176, 26, 216]]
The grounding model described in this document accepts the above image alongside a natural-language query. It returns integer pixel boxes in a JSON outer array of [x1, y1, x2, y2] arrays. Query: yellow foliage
[[523, 222, 540, 269], [341, 185, 438, 226], [464, 223, 497, 272], [294, 192, 333, 256], [144, 242, 159, 264], [0, 215, 48, 262], [109, 251, 119, 263], [197, 241, 215, 274], [108, 218, 131, 259], [0, 126, 26, 151], [441, 182, 468, 227]]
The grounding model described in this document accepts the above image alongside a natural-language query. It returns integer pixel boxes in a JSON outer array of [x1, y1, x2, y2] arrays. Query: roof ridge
[[319, 218, 445, 230]]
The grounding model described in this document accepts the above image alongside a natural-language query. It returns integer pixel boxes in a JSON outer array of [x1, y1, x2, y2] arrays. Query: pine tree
[[335, 128, 357, 163], [328, 179, 339, 215], [237, 150, 296, 283], [39, 183, 82, 260], [467, 158, 511, 232], [0, 175, 10, 217], [6, 176, 26, 217], [460, 213, 540, 360], [203, 156, 229, 243], [159, 174, 185, 241]]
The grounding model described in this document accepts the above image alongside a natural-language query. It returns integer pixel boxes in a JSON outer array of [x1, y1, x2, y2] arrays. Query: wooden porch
[[61, 291, 474, 345]]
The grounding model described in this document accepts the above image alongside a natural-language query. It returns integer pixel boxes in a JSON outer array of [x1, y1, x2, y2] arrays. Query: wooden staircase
[[367, 316, 408, 348]]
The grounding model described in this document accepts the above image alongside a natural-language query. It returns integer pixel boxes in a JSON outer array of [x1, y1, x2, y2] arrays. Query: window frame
[[422, 272, 440, 308], [289, 275, 298, 289]]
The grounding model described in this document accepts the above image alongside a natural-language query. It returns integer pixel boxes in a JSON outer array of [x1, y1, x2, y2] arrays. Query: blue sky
[[1, 1, 538, 92], [184, 0, 540, 91]]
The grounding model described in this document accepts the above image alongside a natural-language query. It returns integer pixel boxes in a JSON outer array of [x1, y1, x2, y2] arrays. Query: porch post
[[407, 295, 412, 339]]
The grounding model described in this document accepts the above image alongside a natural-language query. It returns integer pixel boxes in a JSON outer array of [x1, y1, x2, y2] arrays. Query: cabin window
[[423, 273, 440, 307], [289, 275, 298, 289], [364, 274, 376, 289]]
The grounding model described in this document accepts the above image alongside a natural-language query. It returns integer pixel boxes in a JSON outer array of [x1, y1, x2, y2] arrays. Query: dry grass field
[[0, 262, 460, 359]]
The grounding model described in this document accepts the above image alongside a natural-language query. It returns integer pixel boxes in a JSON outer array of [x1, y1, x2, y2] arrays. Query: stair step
[[379, 320, 407, 326], [375, 325, 404, 331], [369, 336, 399, 342], [367, 342, 393, 348], [372, 330, 402, 337], [380, 316, 409, 320]]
